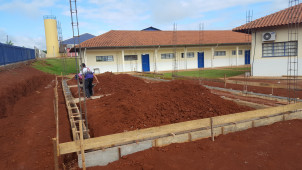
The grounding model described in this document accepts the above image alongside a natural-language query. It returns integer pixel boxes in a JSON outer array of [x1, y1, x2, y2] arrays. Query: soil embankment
[[0, 66, 72, 169]]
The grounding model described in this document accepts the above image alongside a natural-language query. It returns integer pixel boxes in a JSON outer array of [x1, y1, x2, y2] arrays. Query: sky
[[0, 0, 291, 50]]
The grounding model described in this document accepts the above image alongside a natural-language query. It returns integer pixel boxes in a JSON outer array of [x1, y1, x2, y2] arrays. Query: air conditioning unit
[[262, 32, 276, 41]]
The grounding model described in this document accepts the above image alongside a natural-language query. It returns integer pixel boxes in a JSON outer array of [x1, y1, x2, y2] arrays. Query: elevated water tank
[[44, 15, 60, 58]]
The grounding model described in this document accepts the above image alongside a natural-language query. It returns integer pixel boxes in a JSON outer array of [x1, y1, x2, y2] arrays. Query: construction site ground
[[68, 73, 253, 137], [1, 65, 302, 169]]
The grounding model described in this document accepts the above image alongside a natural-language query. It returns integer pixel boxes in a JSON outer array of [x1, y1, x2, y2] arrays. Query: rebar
[[287, 0, 300, 103], [69, 0, 88, 129]]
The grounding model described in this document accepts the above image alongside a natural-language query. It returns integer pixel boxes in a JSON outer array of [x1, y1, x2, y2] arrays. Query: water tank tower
[[44, 15, 60, 58]]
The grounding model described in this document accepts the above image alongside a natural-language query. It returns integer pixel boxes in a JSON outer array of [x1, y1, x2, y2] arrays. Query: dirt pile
[[86, 73, 253, 137]]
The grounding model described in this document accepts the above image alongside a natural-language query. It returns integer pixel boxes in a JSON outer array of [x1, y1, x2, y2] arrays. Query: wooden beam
[[213, 102, 302, 126], [52, 138, 59, 170], [59, 118, 211, 155], [59, 102, 302, 155], [79, 120, 86, 170]]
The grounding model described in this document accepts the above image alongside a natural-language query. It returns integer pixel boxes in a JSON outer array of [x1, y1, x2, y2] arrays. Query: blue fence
[[0, 43, 36, 66]]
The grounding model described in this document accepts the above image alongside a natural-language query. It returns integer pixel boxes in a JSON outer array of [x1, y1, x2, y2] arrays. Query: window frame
[[161, 53, 175, 59], [232, 50, 236, 55], [96, 55, 114, 62], [124, 55, 138, 61], [238, 50, 243, 55], [262, 41, 298, 58], [181, 52, 195, 58], [214, 51, 226, 56]]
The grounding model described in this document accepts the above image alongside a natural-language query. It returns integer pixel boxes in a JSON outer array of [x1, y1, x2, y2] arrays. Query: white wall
[[84, 45, 250, 73], [251, 26, 302, 76]]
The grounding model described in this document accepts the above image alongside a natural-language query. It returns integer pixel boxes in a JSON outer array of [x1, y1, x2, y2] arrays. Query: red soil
[[202, 80, 302, 98], [89, 119, 302, 170], [84, 73, 253, 137], [0, 66, 72, 170], [2, 67, 302, 170]]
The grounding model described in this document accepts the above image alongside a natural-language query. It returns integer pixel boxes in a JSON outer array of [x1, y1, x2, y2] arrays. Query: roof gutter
[[71, 42, 251, 52]]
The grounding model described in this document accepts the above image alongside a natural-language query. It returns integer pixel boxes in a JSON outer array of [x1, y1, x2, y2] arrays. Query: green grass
[[224, 66, 251, 71], [32, 58, 77, 75], [164, 69, 247, 79], [143, 67, 250, 79]]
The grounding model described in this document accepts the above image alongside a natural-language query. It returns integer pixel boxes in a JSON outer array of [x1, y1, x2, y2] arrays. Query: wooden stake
[[55, 89, 59, 153], [79, 120, 86, 170], [52, 138, 59, 170], [224, 74, 226, 88], [94, 74, 99, 84], [210, 117, 214, 141]]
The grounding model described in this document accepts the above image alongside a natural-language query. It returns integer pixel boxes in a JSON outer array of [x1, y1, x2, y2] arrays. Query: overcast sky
[[0, 0, 290, 50]]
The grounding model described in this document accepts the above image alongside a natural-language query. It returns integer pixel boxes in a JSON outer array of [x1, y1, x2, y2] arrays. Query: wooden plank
[[52, 138, 59, 170], [55, 77, 59, 151], [73, 94, 110, 103], [213, 102, 302, 126], [226, 79, 288, 89], [59, 103, 302, 155], [79, 120, 86, 170], [221, 96, 269, 109], [59, 118, 211, 155]]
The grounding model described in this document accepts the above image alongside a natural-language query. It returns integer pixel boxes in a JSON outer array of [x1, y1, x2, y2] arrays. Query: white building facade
[[77, 30, 251, 73], [233, 4, 302, 77]]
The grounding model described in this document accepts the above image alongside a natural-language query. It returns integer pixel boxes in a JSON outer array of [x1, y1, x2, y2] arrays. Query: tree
[[6, 40, 13, 46]]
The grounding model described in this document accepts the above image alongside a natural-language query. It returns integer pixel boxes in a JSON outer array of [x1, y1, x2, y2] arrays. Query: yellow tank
[[44, 16, 60, 58]]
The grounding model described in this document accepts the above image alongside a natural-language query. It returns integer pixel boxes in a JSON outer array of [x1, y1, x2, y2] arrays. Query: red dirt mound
[[86, 73, 253, 137]]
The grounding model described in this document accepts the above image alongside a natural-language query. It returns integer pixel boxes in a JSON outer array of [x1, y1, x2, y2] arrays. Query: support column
[[121, 50, 125, 72], [184, 47, 187, 70], [154, 48, 158, 72], [236, 46, 239, 66], [211, 47, 214, 68], [84, 48, 87, 65]]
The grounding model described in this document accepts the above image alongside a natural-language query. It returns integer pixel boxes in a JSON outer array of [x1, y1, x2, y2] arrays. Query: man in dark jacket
[[81, 63, 94, 98]]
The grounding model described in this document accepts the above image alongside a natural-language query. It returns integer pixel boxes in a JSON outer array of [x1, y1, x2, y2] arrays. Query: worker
[[75, 73, 83, 84], [81, 63, 94, 98]]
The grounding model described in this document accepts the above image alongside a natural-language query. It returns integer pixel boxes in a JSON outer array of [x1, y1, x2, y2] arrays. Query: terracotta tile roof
[[80, 30, 250, 48], [233, 3, 302, 33]]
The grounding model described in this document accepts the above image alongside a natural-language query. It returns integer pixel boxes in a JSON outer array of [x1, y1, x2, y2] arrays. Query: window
[[124, 55, 138, 61], [262, 41, 297, 57], [96, 55, 114, 62], [232, 50, 236, 55], [214, 51, 226, 56], [181, 52, 195, 58], [161, 53, 175, 59], [238, 50, 243, 55]]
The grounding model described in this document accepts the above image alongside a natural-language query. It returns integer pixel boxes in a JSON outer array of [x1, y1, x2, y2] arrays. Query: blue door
[[141, 54, 150, 72], [245, 50, 250, 64], [198, 52, 204, 68]]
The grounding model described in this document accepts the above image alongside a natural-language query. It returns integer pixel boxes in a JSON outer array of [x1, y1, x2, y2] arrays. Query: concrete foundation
[[77, 111, 302, 168]]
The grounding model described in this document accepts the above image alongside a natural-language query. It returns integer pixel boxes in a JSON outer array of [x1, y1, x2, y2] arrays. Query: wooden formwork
[[55, 77, 302, 168], [58, 102, 302, 155], [61, 80, 90, 141]]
